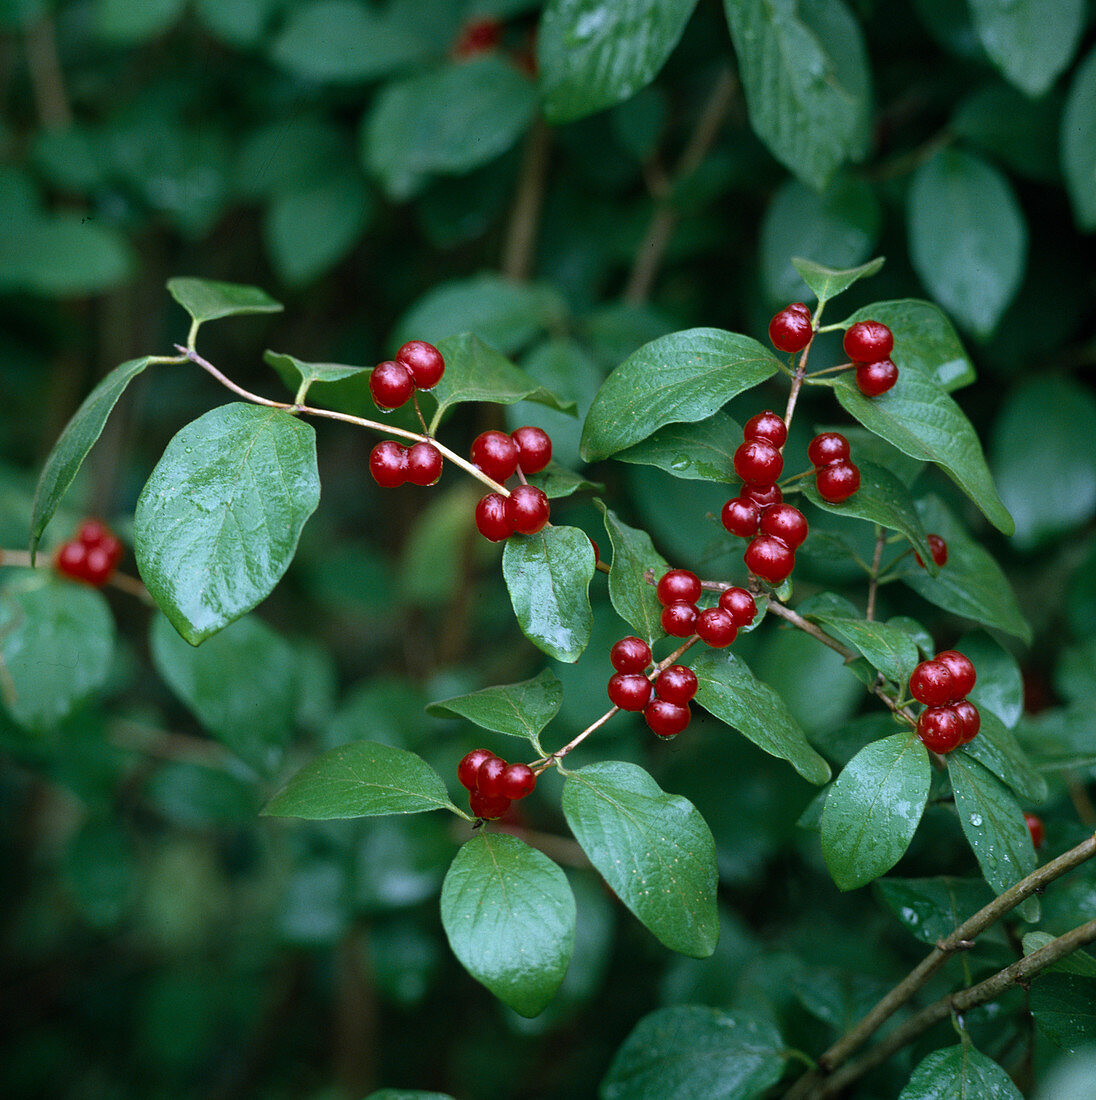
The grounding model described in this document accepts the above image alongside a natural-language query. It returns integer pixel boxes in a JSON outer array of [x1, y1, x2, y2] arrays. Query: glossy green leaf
[[1030, 973, 1096, 1051], [0, 575, 114, 732], [948, 753, 1037, 899], [135, 403, 320, 644], [150, 613, 298, 774], [580, 328, 780, 462], [527, 465, 604, 501], [959, 708, 1047, 805], [600, 1005, 784, 1100], [899, 496, 1030, 642], [262, 350, 368, 402], [441, 833, 575, 1017], [890, 616, 935, 659], [426, 668, 563, 744], [791, 256, 884, 306], [1062, 47, 1096, 230], [968, 0, 1084, 98], [907, 149, 1026, 338], [166, 277, 282, 327], [96, 0, 185, 41], [263, 740, 459, 818], [900, 1044, 1022, 1099], [692, 648, 831, 785], [538, 0, 699, 124], [502, 525, 595, 663], [614, 412, 741, 482], [952, 83, 1062, 184], [875, 876, 994, 945], [821, 733, 930, 890], [792, 964, 892, 1033], [724, 0, 871, 190], [956, 631, 1024, 728], [30, 356, 153, 560], [596, 503, 669, 644], [799, 593, 920, 683]]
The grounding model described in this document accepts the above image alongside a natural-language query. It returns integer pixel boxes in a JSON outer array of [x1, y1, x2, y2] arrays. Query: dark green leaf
[[426, 668, 563, 744], [166, 277, 282, 327], [601, 1005, 784, 1100], [907, 149, 1027, 338], [441, 833, 575, 1017], [889, 616, 935, 658], [363, 1092, 455, 1100], [9, 215, 135, 297], [96, 0, 185, 42], [799, 592, 920, 683], [1018, 703, 1096, 771], [793, 964, 892, 1033], [692, 648, 831, 785], [1030, 973, 1096, 1051], [1023, 932, 1096, 977], [875, 876, 994, 945], [956, 631, 1024, 728], [502, 525, 595, 663], [580, 328, 780, 462], [263, 740, 459, 818], [135, 404, 320, 644], [30, 356, 152, 560], [821, 733, 930, 890], [899, 1044, 1022, 1099], [538, 0, 699, 124], [1063, 47, 1096, 230], [596, 502, 669, 644], [527, 464, 604, 501], [614, 412, 741, 482], [959, 708, 1047, 805], [263, 350, 367, 402], [194, 0, 277, 46], [63, 818, 136, 929], [791, 256, 884, 305], [562, 761, 718, 957]]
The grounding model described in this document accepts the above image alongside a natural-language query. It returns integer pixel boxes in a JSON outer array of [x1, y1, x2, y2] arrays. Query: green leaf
[[956, 631, 1024, 728], [0, 575, 114, 732], [426, 668, 563, 744], [821, 733, 930, 891], [791, 255, 884, 306], [363, 57, 537, 200], [600, 1005, 784, 1100], [692, 648, 831, 785], [263, 740, 459, 818], [580, 328, 780, 462], [537, 0, 699, 124], [614, 412, 741, 482], [262, 350, 367, 402], [441, 833, 575, 1017], [952, 83, 1062, 184], [596, 503, 669, 644], [135, 404, 320, 644], [7, 215, 135, 297], [948, 753, 1037, 899], [899, 496, 1030, 643], [150, 613, 298, 774], [875, 876, 994, 945], [968, 0, 1085, 98], [907, 149, 1027, 338], [899, 1044, 1022, 1099], [166, 277, 282, 327], [363, 1092, 455, 1100], [562, 761, 718, 957], [96, 0, 185, 41], [30, 356, 153, 561], [194, 0, 277, 46], [527, 465, 604, 501], [959, 708, 1047, 805], [1062, 47, 1096, 230], [1030, 973, 1096, 1051], [502, 525, 595, 663], [723, 0, 871, 191], [799, 593, 920, 683], [1024, 932, 1096, 977]]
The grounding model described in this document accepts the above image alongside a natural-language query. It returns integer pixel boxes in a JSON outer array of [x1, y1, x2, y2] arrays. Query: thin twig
[[0, 550, 33, 569], [866, 527, 885, 622], [501, 117, 551, 282]]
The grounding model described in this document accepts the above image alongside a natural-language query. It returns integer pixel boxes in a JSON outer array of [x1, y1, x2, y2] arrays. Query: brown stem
[[24, 16, 72, 129], [0, 550, 33, 568], [501, 117, 551, 282], [865, 527, 885, 622]]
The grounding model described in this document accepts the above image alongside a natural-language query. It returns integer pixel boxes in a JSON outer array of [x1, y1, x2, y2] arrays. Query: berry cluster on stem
[[54, 519, 124, 587], [472, 426, 553, 542], [457, 748, 537, 820], [909, 650, 980, 753]]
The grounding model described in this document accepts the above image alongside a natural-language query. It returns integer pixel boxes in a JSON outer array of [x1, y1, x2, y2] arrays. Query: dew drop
[[969, 813, 983, 827], [669, 454, 690, 471]]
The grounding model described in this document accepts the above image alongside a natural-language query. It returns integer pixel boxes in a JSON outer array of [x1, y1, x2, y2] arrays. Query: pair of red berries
[[54, 519, 124, 587], [472, 427, 553, 542], [457, 748, 537, 820], [843, 320, 899, 397], [807, 432, 861, 504], [369, 440, 444, 487], [368, 340, 446, 410], [655, 570, 757, 648], [909, 650, 980, 753], [605, 636, 697, 738]]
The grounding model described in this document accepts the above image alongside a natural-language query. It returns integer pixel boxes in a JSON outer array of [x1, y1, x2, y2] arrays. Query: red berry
[[745, 536, 795, 585], [98, 533, 124, 568], [506, 484, 550, 535], [935, 650, 976, 699], [807, 432, 850, 467], [458, 749, 496, 791], [405, 442, 443, 486], [55, 540, 89, 582], [477, 755, 507, 797], [953, 699, 981, 743], [608, 672, 653, 711], [855, 359, 899, 397], [742, 483, 783, 509], [843, 320, 894, 363], [453, 15, 503, 57], [475, 493, 512, 542], [1024, 812, 1045, 850], [395, 340, 445, 389], [816, 460, 860, 503], [909, 660, 956, 707], [654, 665, 698, 705], [644, 698, 691, 738], [759, 503, 808, 550], [916, 534, 948, 569], [83, 545, 115, 586], [768, 306, 813, 353], [499, 763, 537, 800], [510, 426, 552, 474], [471, 430, 520, 483], [695, 607, 737, 648], [469, 789, 511, 819], [743, 410, 788, 448], [370, 441, 408, 488], [77, 519, 110, 546], [656, 569, 702, 606], [916, 705, 962, 753], [661, 602, 698, 637], [734, 440, 783, 485], [369, 360, 415, 409], [590, 538, 600, 563], [721, 497, 760, 538], [718, 587, 756, 627], [611, 636, 652, 674]]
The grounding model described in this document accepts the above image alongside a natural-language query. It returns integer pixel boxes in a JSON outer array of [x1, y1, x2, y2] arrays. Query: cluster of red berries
[[909, 650, 980, 753], [457, 748, 537, 820], [54, 519, 124, 587], [807, 432, 861, 504], [654, 570, 757, 647], [843, 320, 899, 397], [605, 636, 698, 738], [369, 440, 444, 487], [472, 427, 553, 542], [916, 534, 948, 569], [368, 340, 445, 411]]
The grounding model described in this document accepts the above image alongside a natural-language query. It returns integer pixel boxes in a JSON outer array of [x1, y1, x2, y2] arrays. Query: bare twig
[[866, 527, 885, 622], [501, 117, 551, 282]]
